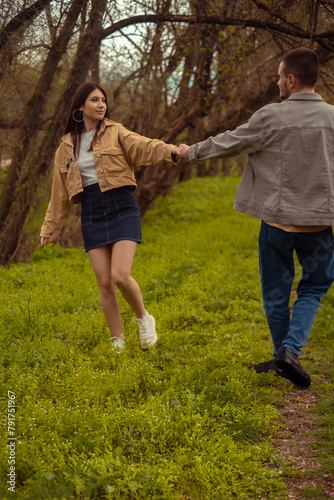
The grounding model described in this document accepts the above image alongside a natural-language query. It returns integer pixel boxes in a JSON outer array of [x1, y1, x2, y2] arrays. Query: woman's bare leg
[[88, 245, 123, 338], [111, 240, 146, 319]]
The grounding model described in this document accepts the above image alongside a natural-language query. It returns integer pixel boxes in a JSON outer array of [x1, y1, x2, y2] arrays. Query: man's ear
[[288, 74, 297, 88]]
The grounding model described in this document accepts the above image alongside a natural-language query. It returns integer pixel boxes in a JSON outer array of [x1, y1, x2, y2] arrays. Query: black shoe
[[275, 347, 311, 387], [248, 359, 288, 379]]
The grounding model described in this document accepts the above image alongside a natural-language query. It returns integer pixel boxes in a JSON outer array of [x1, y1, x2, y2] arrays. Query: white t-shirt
[[76, 129, 98, 187]]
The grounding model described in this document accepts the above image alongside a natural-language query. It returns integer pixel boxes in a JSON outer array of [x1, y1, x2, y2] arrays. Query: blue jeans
[[259, 222, 334, 357]]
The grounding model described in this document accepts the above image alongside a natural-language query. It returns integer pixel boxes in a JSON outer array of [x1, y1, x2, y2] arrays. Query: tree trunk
[[0, 0, 84, 232], [0, 0, 107, 265]]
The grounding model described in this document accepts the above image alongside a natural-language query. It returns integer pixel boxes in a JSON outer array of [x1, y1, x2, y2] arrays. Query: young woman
[[40, 82, 180, 352]]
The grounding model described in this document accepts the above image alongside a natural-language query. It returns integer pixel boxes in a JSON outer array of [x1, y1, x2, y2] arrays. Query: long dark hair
[[64, 81, 110, 157]]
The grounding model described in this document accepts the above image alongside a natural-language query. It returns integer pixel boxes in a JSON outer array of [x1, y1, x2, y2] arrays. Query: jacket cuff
[[166, 144, 178, 163], [40, 227, 60, 239], [189, 144, 201, 164]]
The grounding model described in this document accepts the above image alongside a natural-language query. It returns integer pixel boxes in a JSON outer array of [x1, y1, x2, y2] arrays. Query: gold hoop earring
[[72, 109, 84, 122]]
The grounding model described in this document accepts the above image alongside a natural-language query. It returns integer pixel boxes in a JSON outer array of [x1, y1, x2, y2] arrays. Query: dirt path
[[270, 380, 334, 499]]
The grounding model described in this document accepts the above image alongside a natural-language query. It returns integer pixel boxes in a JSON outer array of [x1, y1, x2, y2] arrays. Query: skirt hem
[[85, 237, 142, 253]]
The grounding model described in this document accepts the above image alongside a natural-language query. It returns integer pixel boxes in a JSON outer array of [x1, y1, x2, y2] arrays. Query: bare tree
[[0, 0, 107, 263], [1, 0, 334, 263]]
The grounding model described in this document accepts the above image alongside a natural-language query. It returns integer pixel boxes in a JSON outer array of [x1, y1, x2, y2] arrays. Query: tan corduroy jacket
[[40, 119, 176, 238]]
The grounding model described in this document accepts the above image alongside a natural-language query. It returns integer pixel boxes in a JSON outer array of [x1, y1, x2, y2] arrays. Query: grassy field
[[0, 176, 333, 499]]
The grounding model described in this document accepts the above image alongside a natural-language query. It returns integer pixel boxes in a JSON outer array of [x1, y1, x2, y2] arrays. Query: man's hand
[[179, 144, 190, 162]]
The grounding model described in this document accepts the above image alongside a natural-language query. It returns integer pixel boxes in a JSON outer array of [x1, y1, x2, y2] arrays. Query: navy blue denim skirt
[[81, 183, 142, 252]]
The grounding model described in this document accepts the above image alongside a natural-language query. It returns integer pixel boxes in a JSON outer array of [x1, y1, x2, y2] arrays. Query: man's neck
[[290, 88, 315, 95]]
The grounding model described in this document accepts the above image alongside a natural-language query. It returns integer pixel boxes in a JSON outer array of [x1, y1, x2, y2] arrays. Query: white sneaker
[[111, 334, 125, 353], [136, 313, 157, 349]]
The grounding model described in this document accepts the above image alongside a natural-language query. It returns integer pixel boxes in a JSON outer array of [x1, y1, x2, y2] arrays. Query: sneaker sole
[[141, 331, 158, 350]]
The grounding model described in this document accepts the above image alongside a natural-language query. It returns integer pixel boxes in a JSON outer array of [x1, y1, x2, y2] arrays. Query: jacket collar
[[62, 118, 115, 146], [286, 92, 325, 102]]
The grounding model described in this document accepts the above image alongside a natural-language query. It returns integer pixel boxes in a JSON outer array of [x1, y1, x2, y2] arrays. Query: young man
[[179, 48, 334, 387]]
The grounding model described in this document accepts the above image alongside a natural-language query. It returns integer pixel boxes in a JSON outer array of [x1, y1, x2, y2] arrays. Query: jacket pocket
[[58, 157, 73, 172], [99, 146, 129, 174], [100, 145, 123, 155], [58, 158, 77, 195], [58, 157, 73, 179]]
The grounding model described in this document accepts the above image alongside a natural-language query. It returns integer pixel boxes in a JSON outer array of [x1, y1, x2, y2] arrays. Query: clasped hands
[[172, 144, 190, 164]]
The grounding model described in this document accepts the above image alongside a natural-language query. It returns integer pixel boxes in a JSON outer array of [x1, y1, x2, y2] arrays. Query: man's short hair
[[281, 48, 319, 88]]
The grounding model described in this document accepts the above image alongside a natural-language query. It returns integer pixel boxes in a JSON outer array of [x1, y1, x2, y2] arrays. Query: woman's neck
[[83, 119, 99, 132]]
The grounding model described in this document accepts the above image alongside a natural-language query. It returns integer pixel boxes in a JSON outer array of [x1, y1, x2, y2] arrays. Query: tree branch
[[0, 0, 53, 50], [0, 115, 53, 129], [100, 13, 334, 42], [0, 117, 23, 129]]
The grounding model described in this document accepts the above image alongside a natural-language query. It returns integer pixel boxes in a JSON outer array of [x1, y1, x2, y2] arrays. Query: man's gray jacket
[[189, 93, 334, 226]]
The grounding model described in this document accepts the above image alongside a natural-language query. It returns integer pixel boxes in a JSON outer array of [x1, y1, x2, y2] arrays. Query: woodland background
[[1, 0, 334, 265]]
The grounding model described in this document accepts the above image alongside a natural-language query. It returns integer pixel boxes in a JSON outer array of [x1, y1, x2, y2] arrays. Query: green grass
[[0, 176, 333, 499], [301, 487, 327, 500]]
